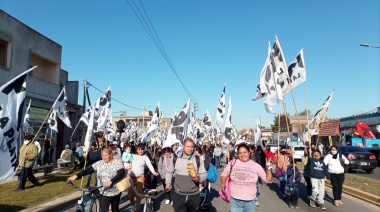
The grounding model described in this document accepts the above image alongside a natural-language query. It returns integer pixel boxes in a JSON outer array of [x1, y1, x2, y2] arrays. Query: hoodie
[[303, 157, 330, 180]]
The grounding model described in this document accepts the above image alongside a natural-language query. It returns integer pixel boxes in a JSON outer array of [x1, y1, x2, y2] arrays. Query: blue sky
[[1, 0, 379, 130]]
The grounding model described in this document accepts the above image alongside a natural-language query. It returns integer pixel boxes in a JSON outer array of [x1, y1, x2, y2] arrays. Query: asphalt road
[[58, 167, 379, 212]]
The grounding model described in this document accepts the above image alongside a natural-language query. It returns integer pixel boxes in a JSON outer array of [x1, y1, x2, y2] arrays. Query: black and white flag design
[[48, 86, 72, 132], [202, 110, 212, 131], [80, 106, 92, 126], [23, 99, 31, 132], [169, 99, 191, 145], [253, 42, 283, 113], [286, 49, 306, 94], [93, 86, 111, 132], [271, 35, 289, 94], [224, 97, 234, 144], [147, 102, 161, 140], [216, 86, 226, 124], [0, 66, 36, 183], [309, 90, 334, 135]]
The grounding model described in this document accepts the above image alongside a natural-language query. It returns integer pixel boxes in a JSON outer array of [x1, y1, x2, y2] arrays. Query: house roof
[[319, 119, 340, 137]]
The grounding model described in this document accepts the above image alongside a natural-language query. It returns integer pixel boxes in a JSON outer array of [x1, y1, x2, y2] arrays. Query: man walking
[[165, 138, 207, 211], [15, 135, 41, 191]]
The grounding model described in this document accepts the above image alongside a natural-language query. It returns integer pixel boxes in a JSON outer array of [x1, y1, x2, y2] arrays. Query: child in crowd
[[122, 145, 134, 171], [287, 159, 301, 209]]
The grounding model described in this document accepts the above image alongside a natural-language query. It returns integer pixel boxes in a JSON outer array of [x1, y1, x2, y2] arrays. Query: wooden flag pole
[[304, 82, 310, 145], [69, 121, 82, 140], [17, 107, 54, 169]]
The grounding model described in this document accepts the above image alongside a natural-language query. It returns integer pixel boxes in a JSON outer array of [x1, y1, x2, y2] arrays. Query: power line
[[87, 82, 143, 110], [127, 0, 198, 104]]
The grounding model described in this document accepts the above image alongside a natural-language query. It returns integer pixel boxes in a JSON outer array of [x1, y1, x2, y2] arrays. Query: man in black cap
[[15, 135, 41, 191]]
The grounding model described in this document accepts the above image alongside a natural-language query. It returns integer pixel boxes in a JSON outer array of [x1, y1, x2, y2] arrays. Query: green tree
[[295, 109, 311, 116], [271, 114, 280, 132]]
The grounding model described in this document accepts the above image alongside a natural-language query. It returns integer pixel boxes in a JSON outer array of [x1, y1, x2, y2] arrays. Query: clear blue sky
[[2, 0, 379, 130]]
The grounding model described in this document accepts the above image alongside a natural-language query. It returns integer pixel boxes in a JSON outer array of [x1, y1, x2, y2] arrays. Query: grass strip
[[0, 170, 95, 211]]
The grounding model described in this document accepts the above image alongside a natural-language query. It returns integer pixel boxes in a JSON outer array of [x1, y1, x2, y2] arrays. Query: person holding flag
[[15, 135, 41, 191]]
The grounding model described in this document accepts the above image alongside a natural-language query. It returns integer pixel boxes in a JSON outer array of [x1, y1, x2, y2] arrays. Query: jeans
[[127, 176, 144, 212], [17, 167, 39, 189], [278, 175, 287, 195], [161, 180, 171, 201], [214, 156, 221, 169], [230, 196, 256, 212], [304, 176, 312, 196], [330, 173, 345, 200], [86, 172, 97, 186], [99, 192, 121, 212]]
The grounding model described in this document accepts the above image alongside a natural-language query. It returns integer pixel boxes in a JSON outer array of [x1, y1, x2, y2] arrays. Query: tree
[[271, 114, 280, 132], [295, 109, 311, 116]]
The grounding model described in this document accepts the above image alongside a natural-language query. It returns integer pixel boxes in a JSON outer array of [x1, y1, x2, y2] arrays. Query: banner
[[309, 90, 334, 135], [48, 86, 72, 132], [216, 86, 226, 123], [286, 49, 306, 93], [169, 99, 191, 145], [23, 99, 31, 132], [0, 66, 36, 183], [224, 97, 234, 144]]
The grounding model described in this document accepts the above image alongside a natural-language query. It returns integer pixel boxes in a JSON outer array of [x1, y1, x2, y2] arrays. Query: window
[[0, 38, 11, 68], [30, 52, 59, 84]]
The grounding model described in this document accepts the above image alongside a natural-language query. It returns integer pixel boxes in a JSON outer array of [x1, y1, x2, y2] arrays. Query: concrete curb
[[20, 192, 81, 212], [325, 181, 380, 207], [299, 170, 380, 207]]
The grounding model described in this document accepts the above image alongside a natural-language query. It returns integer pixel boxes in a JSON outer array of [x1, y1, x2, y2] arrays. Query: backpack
[[207, 165, 218, 183]]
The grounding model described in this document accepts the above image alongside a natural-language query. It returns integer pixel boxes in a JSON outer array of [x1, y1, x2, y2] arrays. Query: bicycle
[[67, 181, 103, 212], [129, 178, 164, 212]]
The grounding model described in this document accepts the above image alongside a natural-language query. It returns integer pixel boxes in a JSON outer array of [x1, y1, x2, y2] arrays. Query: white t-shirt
[[323, 153, 349, 174]]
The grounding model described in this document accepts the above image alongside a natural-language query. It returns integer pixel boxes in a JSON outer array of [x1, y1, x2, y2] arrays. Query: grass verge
[[296, 162, 380, 196], [0, 170, 95, 211]]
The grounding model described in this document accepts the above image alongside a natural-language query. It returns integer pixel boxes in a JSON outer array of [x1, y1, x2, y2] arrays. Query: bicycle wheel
[[85, 198, 98, 212]]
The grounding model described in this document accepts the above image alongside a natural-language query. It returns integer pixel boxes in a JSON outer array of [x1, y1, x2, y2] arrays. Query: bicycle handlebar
[[134, 189, 165, 199], [66, 180, 102, 193]]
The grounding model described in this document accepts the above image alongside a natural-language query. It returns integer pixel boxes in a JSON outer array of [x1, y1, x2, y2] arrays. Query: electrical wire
[[87, 82, 143, 110], [127, 0, 198, 104]]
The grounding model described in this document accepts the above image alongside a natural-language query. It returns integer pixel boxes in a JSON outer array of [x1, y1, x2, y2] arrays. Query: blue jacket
[[287, 165, 301, 187], [303, 157, 330, 180]]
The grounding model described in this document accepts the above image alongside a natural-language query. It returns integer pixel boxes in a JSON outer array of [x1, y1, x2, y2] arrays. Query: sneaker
[[294, 203, 299, 209], [282, 193, 287, 198], [310, 199, 316, 208], [170, 201, 173, 207], [319, 203, 326, 210], [307, 195, 312, 199], [255, 200, 259, 207], [14, 188, 24, 192], [130, 205, 136, 212], [165, 199, 170, 205], [289, 203, 294, 209]]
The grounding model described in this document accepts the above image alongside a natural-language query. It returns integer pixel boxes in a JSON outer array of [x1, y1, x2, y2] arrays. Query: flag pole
[[304, 82, 310, 145], [276, 103, 282, 167], [17, 107, 54, 170], [70, 121, 82, 140]]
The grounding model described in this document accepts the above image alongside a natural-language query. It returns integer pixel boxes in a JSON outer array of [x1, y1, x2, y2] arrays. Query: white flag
[[0, 66, 36, 183], [48, 86, 72, 132], [216, 86, 226, 123], [255, 118, 263, 147], [169, 99, 191, 145], [309, 90, 334, 135], [23, 99, 31, 131], [253, 42, 283, 113], [80, 107, 92, 126], [285, 49, 306, 93], [202, 110, 212, 131], [224, 97, 234, 144], [147, 102, 160, 139], [93, 86, 111, 132], [272, 35, 289, 94]]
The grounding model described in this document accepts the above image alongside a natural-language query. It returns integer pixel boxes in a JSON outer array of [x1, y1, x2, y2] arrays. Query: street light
[[360, 44, 380, 48]]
